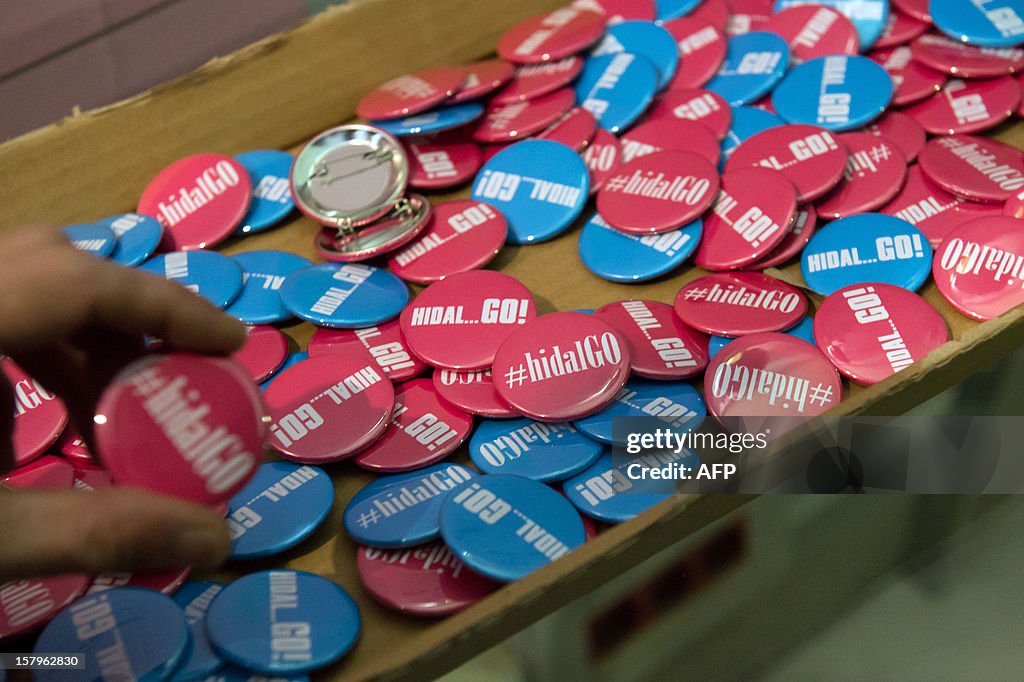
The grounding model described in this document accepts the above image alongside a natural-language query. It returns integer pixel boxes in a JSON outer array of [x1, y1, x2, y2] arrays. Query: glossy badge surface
[[280, 262, 409, 328], [469, 419, 603, 481], [673, 271, 808, 336], [93, 354, 265, 506]]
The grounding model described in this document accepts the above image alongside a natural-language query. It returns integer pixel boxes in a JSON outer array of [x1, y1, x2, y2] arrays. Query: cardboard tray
[[2, 0, 1024, 679]]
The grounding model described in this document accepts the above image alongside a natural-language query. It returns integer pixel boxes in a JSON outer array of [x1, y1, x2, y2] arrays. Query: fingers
[[0, 488, 231, 582]]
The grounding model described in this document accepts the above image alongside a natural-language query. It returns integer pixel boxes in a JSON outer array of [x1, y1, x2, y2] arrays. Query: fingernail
[[169, 524, 230, 568]]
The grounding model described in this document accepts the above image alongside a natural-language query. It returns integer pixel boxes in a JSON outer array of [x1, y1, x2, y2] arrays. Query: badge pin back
[[432, 368, 519, 418], [573, 52, 660, 133], [705, 31, 790, 106], [308, 319, 427, 382], [235, 149, 296, 234], [594, 299, 710, 379], [469, 418, 603, 481], [673, 271, 808, 336], [280, 262, 409, 328], [98, 213, 164, 267], [140, 250, 244, 310], [206, 570, 360, 674], [61, 222, 117, 258], [226, 250, 312, 324], [227, 461, 334, 559], [356, 66, 466, 119], [314, 193, 432, 262], [2, 358, 68, 468], [773, 55, 892, 131], [93, 354, 265, 506], [138, 153, 251, 250]]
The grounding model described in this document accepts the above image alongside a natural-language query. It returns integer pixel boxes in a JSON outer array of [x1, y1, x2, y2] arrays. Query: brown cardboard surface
[[2, 1, 1024, 680]]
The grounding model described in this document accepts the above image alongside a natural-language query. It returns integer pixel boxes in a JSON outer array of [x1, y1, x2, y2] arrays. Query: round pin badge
[[406, 138, 482, 190], [594, 300, 710, 379], [373, 102, 484, 138], [773, 0, 890, 49], [400, 270, 536, 369], [536, 107, 598, 150], [2, 359, 68, 467], [140, 250, 244, 310], [308, 320, 426, 382], [773, 56, 892, 131], [911, 33, 1024, 77], [578, 211, 703, 282], [491, 312, 631, 421], [93, 354, 264, 505], [387, 200, 507, 283], [862, 110, 926, 161], [280, 262, 409, 328], [452, 59, 516, 103], [344, 462, 477, 547], [206, 570, 360, 674], [695, 166, 797, 270], [719, 105, 785, 165], [33, 588, 190, 681], [705, 332, 843, 433], [3, 455, 74, 490], [97, 213, 163, 267], [801, 213, 932, 294], [497, 7, 607, 64], [904, 77, 1022, 134], [705, 32, 790, 106], [433, 369, 518, 418], [0, 575, 89, 640], [726, 124, 849, 202], [226, 250, 312, 324], [263, 354, 394, 462], [233, 326, 289, 383], [597, 150, 719, 234], [235, 150, 295, 235], [814, 283, 949, 385], [764, 5, 860, 62], [357, 543, 496, 617], [138, 153, 251, 250], [931, 0, 1024, 48], [754, 205, 819, 268], [493, 57, 584, 104], [873, 6, 930, 48], [470, 139, 589, 244], [356, 66, 466, 119], [933, 215, 1024, 320], [469, 419, 603, 481], [918, 135, 1024, 203], [573, 378, 706, 444], [620, 118, 721, 165], [869, 47, 945, 107], [226, 461, 334, 559], [573, 52, 660, 133], [562, 448, 698, 523], [816, 132, 909, 220], [352, 378, 474, 472], [172, 581, 226, 681], [591, 21, 679, 90], [673, 271, 808, 335], [645, 88, 732, 140], [61, 222, 116, 258], [440, 474, 586, 582], [662, 17, 728, 91], [581, 128, 623, 193]]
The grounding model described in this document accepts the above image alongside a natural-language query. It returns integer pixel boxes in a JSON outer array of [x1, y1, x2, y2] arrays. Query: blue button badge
[[774, 0, 889, 49], [801, 213, 932, 295], [706, 32, 790, 106], [372, 102, 485, 137], [708, 315, 817, 358], [470, 139, 589, 244], [206, 570, 360, 674], [469, 419, 603, 481], [591, 21, 680, 90], [773, 55, 892, 131], [440, 475, 586, 582], [226, 250, 312, 325], [33, 587, 191, 682], [226, 461, 334, 559], [344, 462, 478, 548], [61, 222, 117, 259], [574, 53, 660, 133], [99, 213, 164, 267], [172, 581, 226, 681], [280, 262, 409, 327], [578, 211, 702, 282], [563, 448, 701, 523], [932, 0, 1024, 47], [235, 150, 295, 235], [720, 105, 785, 169], [573, 378, 706, 444], [140, 250, 244, 309]]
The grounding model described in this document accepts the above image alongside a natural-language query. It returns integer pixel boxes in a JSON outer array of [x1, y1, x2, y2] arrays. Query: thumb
[[0, 488, 230, 582]]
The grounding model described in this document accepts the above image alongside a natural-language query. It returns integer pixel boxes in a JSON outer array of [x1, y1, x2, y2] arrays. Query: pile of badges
[[6, 0, 1024, 671]]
